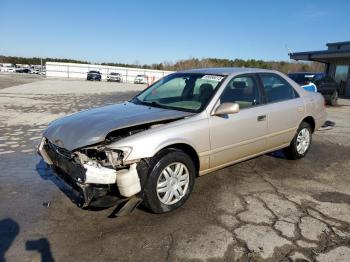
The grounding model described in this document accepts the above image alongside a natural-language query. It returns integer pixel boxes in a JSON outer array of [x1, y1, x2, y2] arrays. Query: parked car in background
[[288, 72, 339, 105], [87, 70, 102, 81], [107, 72, 122, 82], [0, 64, 16, 72], [30, 68, 40, 74], [16, 68, 31, 73], [38, 68, 326, 214], [1, 67, 16, 72], [134, 74, 148, 84]]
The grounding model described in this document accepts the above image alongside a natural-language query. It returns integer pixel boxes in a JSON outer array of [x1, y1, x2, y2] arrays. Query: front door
[[209, 74, 268, 169]]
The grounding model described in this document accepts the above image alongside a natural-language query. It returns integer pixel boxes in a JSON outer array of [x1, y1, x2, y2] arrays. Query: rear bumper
[[134, 80, 147, 84], [107, 77, 121, 82]]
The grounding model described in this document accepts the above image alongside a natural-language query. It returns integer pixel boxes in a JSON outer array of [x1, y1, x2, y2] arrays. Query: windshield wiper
[[142, 101, 165, 109], [132, 98, 192, 112]]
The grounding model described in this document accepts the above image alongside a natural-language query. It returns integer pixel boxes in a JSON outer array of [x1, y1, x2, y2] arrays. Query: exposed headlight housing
[[105, 147, 132, 167]]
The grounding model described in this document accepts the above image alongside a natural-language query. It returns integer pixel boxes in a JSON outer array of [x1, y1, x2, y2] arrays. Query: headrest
[[200, 83, 214, 93], [232, 81, 246, 89]]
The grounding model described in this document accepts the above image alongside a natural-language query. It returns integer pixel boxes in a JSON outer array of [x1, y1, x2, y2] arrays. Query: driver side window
[[220, 75, 261, 109]]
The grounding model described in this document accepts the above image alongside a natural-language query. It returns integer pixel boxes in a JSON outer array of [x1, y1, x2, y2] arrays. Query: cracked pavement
[[0, 75, 350, 261]]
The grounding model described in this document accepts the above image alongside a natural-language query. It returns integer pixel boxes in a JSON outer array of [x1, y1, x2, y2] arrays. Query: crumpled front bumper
[[37, 138, 141, 208], [38, 138, 117, 207]]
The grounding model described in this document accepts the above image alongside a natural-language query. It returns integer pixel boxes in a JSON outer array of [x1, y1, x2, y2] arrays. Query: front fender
[[107, 115, 210, 162], [112, 136, 200, 162], [149, 138, 199, 159]]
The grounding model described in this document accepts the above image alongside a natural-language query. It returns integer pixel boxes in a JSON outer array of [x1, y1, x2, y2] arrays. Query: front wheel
[[284, 122, 312, 160], [142, 149, 196, 213]]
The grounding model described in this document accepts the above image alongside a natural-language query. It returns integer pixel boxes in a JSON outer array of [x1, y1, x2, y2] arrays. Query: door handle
[[257, 115, 266, 121]]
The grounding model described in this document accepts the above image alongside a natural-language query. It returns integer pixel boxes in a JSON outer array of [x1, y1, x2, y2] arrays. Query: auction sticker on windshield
[[202, 75, 224, 82]]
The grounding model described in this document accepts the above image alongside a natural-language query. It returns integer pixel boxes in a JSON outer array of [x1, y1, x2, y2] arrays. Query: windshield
[[132, 73, 225, 112]]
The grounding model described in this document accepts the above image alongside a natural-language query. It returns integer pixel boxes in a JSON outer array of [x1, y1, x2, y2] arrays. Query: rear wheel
[[329, 90, 338, 106], [284, 122, 312, 160], [142, 149, 195, 213]]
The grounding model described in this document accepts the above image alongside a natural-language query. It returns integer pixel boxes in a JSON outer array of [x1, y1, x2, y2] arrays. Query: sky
[[0, 0, 350, 64]]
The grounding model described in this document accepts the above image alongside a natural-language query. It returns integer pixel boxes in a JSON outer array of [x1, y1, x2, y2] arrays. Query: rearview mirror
[[214, 102, 239, 116]]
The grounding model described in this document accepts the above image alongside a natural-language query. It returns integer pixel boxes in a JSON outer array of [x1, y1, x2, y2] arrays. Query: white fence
[[46, 62, 173, 83]]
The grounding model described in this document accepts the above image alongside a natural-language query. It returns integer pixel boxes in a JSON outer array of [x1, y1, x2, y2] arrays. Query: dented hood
[[43, 102, 193, 151]]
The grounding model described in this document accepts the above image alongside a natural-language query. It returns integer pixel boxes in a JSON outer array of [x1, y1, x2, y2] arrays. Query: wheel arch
[[158, 143, 200, 175], [301, 116, 316, 133]]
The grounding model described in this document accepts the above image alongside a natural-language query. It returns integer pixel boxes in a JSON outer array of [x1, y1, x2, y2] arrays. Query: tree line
[[0, 55, 324, 73]]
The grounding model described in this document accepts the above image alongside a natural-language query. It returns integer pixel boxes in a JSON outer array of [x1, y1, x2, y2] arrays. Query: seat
[[221, 81, 255, 108], [232, 81, 246, 89], [266, 84, 292, 102], [198, 83, 214, 103], [221, 81, 247, 103]]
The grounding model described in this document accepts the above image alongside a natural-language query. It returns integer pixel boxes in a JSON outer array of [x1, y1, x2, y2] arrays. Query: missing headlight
[[105, 150, 124, 168], [76, 146, 131, 169]]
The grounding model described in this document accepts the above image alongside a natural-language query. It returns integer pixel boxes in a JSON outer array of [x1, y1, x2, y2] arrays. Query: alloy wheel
[[296, 128, 311, 154]]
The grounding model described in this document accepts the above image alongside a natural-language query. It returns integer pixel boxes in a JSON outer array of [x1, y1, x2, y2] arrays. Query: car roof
[[177, 67, 276, 76], [288, 72, 324, 75]]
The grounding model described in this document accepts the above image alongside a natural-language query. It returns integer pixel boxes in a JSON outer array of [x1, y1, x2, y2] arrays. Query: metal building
[[289, 41, 350, 94]]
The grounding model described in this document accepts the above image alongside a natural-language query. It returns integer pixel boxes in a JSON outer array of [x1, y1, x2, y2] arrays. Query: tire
[[329, 90, 338, 106], [284, 122, 312, 160], [142, 149, 196, 213]]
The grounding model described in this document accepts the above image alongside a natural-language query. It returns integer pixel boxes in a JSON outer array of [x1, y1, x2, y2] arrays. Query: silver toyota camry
[[38, 68, 327, 214]]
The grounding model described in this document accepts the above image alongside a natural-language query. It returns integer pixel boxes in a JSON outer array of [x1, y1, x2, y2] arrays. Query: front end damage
[[36, 101, 194, 215], [38, 135, 145, 215]]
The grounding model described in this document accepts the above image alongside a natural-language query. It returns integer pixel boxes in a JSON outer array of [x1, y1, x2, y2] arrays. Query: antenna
[[285, 44, 294, 55]]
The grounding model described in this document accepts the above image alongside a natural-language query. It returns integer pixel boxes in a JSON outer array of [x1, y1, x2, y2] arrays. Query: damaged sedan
[[38, 68, 327, 214]]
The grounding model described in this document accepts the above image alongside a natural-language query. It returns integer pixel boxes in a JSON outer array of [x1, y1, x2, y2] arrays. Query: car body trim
[[199, 143, 290, 175]]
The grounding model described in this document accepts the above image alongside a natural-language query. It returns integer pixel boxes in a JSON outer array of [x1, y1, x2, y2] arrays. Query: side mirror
[[214, 102, 239, 116]]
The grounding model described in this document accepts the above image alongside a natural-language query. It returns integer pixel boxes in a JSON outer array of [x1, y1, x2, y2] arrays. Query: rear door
[[258, 73, 304, 150], [209, 74, 268, 168]]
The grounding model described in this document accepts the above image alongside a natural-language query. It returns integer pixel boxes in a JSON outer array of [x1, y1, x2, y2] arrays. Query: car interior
[[220, 78, 259, 109], [261, 75, 297, 103], [139, 75, 221, 112]]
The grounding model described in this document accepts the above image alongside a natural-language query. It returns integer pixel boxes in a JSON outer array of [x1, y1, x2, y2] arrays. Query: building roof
[[290, 49, 350, 62], [326, 41, 350, 47], [289, 41, 350, 63]]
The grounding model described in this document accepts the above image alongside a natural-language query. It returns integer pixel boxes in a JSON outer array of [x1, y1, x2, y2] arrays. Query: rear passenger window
[[260, 74, 298, 103], [220, 75, 260, 109]]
